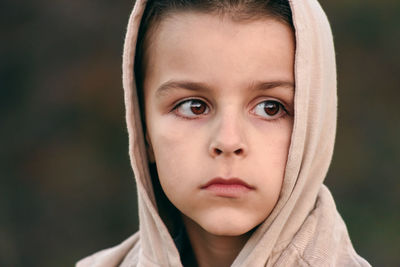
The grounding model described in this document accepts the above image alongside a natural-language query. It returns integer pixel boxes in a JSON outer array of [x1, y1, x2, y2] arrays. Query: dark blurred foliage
[[0, 0, 399, 266], [1, 1, 137, 266]]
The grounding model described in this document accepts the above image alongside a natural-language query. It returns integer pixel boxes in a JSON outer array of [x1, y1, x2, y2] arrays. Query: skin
[[143, 12, 295, 267]]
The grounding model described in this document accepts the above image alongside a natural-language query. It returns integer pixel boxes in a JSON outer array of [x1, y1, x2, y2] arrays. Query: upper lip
[[200, 177, 255, 189]]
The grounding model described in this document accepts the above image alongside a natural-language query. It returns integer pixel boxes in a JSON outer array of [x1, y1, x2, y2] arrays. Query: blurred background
[[1, 0, 399, 266]]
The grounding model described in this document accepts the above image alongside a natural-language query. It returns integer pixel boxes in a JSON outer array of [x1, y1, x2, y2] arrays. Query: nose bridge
[[209, 104, 247, 157]]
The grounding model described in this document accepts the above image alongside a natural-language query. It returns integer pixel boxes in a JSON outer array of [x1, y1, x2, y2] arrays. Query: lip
[[200, 177, 255, 198]]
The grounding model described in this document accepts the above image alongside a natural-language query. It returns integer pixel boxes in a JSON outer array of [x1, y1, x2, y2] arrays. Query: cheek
[[252, 120, 293, 189], [269, 123, 292, 177], [149, 119, 206, 189], [270, 127, 292, 168], [254, 117, 293, 161]]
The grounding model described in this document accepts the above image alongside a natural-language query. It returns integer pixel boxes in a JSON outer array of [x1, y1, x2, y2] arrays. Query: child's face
[[144, 13, 295, 236]]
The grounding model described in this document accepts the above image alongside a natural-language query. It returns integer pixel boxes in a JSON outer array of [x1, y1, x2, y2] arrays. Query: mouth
[[200, 177, 255, 198]]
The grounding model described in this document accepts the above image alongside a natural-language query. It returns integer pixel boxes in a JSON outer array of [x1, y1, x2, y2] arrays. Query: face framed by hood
[[142, 12, 296, 244]]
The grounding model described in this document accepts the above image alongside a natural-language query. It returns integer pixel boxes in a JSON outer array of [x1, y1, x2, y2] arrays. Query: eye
[[174, 99, 210, 118], [252, 100, 287, 119]]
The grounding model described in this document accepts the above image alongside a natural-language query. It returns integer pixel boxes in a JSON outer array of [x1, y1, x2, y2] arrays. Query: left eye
[[253, 100, 286, 118]]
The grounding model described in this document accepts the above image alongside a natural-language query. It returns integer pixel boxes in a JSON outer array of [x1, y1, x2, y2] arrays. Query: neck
[[182, 215, 252, 267]]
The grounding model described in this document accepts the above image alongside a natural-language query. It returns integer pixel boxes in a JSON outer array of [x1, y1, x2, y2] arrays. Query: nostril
[[210, 146, 246, 157], [214, 148, 223, 155], [234, 148, 243, 155]]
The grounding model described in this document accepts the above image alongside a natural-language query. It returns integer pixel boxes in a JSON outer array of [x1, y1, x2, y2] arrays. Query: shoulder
[[274, 187, 371, 267], [277, 238, 371, 267], [76, 232, 140, 267]]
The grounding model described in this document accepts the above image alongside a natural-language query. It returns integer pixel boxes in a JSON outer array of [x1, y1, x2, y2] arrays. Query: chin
[[205, 226, 252, 237], [198, 214, 260, 237]]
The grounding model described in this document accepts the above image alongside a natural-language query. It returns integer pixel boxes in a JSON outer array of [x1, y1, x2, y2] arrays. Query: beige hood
[[77, 0, 371, 266]]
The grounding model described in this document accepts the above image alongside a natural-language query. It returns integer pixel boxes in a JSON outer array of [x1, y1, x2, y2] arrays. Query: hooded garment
[[77, 0, 371, 266]]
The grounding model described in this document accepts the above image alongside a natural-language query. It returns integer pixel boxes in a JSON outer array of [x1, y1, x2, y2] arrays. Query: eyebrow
[[155, 79, 294, 98], [249, 80, 295, 91], [156, 81, 212, 98]]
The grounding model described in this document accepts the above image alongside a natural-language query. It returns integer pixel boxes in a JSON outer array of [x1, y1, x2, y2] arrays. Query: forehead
[[144, 12, 295, 93]]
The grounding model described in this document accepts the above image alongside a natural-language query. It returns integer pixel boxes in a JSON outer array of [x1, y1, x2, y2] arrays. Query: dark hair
[[134, 0, 293, 108]]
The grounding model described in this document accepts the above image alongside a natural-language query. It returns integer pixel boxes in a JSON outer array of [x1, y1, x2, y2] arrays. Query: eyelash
[[171, 98, 290, 121]]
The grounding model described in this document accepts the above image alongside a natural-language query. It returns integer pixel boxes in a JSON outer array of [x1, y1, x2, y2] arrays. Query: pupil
[[190, 101, 206, 115], [264, 102, 279, 116]]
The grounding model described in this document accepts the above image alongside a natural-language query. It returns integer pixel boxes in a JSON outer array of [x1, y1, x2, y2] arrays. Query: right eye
[[173, 99, 210, 119]]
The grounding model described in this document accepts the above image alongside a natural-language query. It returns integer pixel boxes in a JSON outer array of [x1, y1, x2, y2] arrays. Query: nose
[[208, 113, 248, 158]]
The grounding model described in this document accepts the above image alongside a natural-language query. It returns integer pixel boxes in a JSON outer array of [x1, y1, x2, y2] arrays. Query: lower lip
[[203, 183, 252, 198]]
